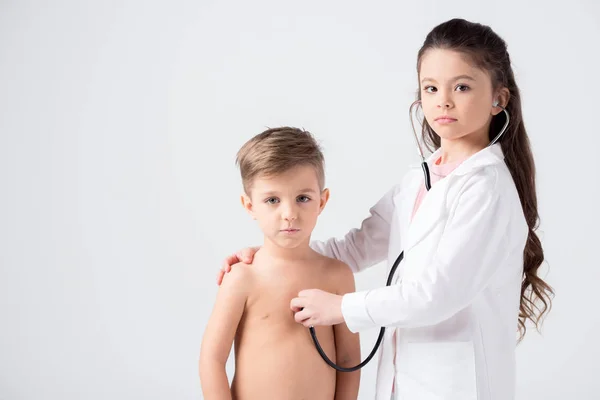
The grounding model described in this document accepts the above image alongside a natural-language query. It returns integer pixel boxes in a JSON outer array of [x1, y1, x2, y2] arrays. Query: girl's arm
[[341, 174, 523, 332], [311, 184, 400, 274]]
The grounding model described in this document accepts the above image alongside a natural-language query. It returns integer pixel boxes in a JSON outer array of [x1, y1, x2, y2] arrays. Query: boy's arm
[[332, 262, 361, 400], [199, 265, 250, 400]]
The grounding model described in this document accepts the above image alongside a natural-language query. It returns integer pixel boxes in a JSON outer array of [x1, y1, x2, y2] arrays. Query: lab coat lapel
[[396, 169, 422, 250], [402, 174, 449, 253], [401, 144, 505, 254]]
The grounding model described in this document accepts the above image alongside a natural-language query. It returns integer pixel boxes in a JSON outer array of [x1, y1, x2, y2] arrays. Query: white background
[[1, 0, 599, 399]]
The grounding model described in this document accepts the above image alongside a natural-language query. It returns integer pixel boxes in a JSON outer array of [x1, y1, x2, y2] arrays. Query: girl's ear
[[492, 87, 511, 115], [318, 188, 330, 214], [241, 194, 256, 219]]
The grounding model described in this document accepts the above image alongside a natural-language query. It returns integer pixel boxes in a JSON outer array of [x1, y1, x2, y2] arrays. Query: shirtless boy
[[199, 127, 361, 400]]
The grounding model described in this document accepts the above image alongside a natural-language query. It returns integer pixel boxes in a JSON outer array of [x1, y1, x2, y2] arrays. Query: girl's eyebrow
[[421, 74, 476, 84]]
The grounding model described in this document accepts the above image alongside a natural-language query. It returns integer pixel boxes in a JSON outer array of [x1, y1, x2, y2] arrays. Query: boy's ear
[[318, 188, 330, 214], [241, 194, 256, 219]]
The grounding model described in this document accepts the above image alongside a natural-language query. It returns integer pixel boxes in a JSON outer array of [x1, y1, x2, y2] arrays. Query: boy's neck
[[259, 236, 316, 263]]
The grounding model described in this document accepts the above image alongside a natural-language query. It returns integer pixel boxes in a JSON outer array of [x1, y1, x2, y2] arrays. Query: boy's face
[[242, 165, 329, 249]]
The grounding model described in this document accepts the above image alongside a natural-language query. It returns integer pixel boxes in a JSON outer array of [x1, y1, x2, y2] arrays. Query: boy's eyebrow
[[259, 188, 318, 196], [259, 191, 279, 196], [421, 74, 476, 84]]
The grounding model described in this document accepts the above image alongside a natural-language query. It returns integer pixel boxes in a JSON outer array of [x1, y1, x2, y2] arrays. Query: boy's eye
[[424, 86, 437, 93], [455, 84, 470, 92], [265, 197, 279, 204], [297, 195, 311, 203]]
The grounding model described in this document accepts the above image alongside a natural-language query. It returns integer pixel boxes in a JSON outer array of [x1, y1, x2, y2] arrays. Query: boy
[[199, 127, 361, 399]]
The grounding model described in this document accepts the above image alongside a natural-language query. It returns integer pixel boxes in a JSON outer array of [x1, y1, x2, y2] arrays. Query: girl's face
[[418, 48, 506, 146]]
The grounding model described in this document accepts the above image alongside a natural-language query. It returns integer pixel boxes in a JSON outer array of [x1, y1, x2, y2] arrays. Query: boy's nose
[[281, 202, 299, 222], [283, 214, 297, 222], [282, 208, 297, 222]]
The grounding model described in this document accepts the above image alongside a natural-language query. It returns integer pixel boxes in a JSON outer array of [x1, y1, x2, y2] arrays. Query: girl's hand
[[290, 289, 344, 327], [216, 246, 260, 285]]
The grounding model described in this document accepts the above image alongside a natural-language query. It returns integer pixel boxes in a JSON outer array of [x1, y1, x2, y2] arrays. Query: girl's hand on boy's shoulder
[[216, 246, 260, 285]]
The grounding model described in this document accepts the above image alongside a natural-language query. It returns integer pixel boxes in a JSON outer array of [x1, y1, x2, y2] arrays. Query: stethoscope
[[308, 99, 510, 372]]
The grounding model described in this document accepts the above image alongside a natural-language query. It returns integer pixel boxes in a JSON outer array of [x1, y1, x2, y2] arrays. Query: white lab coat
[[313, 144, 527, 400]]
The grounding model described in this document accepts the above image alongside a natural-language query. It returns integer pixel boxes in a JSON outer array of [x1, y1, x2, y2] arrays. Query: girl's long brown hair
[[416, 18, 554, 341]]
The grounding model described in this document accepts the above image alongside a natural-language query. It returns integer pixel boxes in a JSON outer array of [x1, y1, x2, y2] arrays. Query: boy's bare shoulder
[[314, 254, 354, 291], [324, 256, 352, 275], [220, 262, 256, 292], [315, 253, 350, 271]]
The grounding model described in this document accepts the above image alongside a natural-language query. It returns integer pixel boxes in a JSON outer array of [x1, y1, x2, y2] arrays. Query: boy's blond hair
[[236, 127, 325, 195]]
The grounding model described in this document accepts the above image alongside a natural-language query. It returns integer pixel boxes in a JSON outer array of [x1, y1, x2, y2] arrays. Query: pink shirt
[[411, 156, 465, 220]]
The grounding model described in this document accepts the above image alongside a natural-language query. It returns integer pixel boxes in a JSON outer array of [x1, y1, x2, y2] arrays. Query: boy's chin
[[271, 235, 308, 248]]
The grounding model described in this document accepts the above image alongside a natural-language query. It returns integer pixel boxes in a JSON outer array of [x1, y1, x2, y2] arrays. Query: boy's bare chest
[[244, 268, 335, 327]]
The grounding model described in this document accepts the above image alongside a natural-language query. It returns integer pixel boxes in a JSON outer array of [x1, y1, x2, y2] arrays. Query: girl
[[217, 18, 553, 400]]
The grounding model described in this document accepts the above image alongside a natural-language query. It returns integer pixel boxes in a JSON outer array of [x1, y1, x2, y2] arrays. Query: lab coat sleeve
[[341, 175, 511, 332], [310, 184, 399, 274]]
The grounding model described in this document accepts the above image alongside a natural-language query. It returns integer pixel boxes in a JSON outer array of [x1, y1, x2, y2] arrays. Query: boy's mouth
[[281, 228, 300, 234]]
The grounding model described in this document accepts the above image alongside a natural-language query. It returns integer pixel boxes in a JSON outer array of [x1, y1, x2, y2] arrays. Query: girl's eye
[[297, 196, 311, 203], [424, 86, 437, 93], [265, 197, 279, 204], [455, 84, 470, 92]]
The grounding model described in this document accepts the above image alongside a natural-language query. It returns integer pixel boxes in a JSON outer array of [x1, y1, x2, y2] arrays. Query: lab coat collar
[[401, 144, 504, 255], [425, 143, 505, 175]]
